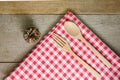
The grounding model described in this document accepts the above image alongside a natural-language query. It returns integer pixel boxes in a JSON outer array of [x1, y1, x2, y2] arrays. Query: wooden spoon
[[64, 21, 112, 68]]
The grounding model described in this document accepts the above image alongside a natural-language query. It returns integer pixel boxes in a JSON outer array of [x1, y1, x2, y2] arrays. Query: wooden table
[[0, 1, 120, 80]]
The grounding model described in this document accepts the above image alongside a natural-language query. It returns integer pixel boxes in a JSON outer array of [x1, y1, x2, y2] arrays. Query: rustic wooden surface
[[1, 1, 120, 80], [0, 0, 120, 14], [0, 15, 120, 80]]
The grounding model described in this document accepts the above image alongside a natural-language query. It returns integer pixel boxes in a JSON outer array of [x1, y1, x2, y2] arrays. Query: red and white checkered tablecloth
[[5, 12, 120, 80]]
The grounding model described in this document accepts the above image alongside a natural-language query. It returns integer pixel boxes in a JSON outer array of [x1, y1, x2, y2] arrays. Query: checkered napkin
[[5, 12, 120, 80]]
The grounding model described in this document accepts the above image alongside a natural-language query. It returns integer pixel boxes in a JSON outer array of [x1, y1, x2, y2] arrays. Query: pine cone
[[24, 27, 40, 43]]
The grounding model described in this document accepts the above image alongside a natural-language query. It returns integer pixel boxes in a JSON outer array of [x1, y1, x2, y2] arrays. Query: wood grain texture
[[0, 0, 120, 14]]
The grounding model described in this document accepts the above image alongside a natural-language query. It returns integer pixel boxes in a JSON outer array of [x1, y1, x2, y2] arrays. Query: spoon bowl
[[64, 21, 80, 37]]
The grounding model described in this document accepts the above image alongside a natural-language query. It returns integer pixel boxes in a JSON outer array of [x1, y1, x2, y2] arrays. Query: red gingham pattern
[[5, 12, 120, 80]]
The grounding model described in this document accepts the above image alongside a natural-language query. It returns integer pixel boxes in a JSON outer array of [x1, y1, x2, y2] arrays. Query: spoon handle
[[79, 37, 112, 68], [69, 49, 101, 78]]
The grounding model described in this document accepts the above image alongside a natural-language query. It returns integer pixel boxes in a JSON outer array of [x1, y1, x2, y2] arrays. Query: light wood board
[[0, 0, 120, 14]]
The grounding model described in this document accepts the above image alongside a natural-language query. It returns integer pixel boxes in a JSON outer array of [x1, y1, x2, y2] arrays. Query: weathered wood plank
[[0, 63, 18, 80], [0, 15, 120, 62], [0, 0, 120, 14], [0, 15, 60, 62]]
